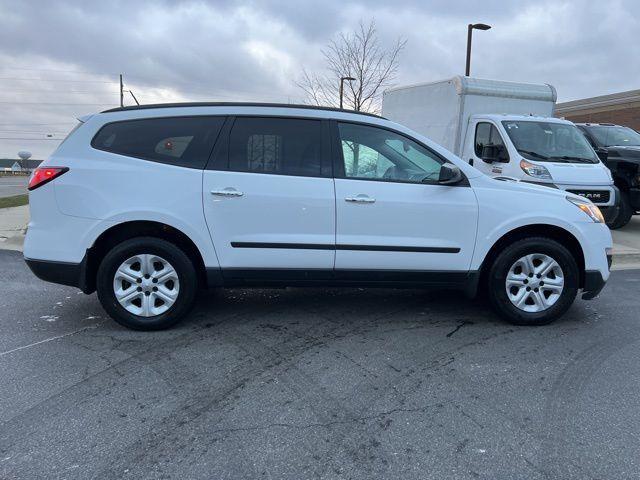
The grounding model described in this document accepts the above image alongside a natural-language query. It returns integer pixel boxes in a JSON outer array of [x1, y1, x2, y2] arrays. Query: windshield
[[586, 126, 640, 147], [502, 120, 599, 163]]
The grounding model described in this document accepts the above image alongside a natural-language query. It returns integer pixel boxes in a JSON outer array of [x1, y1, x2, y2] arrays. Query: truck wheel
[[609, 191, 633, 229], [96, 237, 198, 330], [487, 237, 579, 326]]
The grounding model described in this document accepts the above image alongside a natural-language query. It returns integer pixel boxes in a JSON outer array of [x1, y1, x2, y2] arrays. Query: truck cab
[[382, 76, 618, 225], [576, 123, 640, 228], [464, 114, 616, 222]]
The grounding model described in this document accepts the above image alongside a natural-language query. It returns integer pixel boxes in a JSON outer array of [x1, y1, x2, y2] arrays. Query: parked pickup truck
[[382, 77, 619, 226], [577, 123, 640, 228]]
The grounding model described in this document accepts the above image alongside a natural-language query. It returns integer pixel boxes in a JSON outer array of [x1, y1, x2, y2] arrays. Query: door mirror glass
[[437, 162, 463, 185], [481, 144, 507, 163]]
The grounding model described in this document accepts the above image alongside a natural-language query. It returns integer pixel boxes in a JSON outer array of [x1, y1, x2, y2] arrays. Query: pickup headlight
[[520, 159, 552, 180], [567, 196, 605, 223]]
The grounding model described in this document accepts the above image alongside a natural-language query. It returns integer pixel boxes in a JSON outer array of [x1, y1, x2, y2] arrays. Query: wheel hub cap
[[113, 254, 180, 317], [505, 253, 564, 313]]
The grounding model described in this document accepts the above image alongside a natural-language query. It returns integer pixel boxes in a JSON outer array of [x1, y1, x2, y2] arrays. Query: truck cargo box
[[382, 76, 557, 156]]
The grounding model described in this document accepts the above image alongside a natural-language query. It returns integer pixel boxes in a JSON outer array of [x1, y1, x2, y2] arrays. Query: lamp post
[[340, 76, 356, 109], [465, 23, 491, 76]]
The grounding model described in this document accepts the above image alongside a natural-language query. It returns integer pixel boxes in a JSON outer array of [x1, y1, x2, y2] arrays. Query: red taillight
[[28, 167, 69, 191]]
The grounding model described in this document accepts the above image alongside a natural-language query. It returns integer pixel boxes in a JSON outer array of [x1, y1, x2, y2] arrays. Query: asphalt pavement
[[0, 175, 28, 199], [1, 249, 640, 479]]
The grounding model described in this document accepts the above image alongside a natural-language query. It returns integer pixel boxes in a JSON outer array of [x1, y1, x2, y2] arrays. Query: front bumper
[[582, 270, 607, 300], [630, 187, 640, 211], [24, 256, 90, 293]]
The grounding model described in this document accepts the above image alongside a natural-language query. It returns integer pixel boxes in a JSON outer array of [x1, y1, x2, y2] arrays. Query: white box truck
[[382, 76, 618, 224]]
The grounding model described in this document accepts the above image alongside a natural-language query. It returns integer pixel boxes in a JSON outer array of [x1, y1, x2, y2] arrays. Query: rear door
[[202, 116, 335, 277], [333, 121, 478, 279]]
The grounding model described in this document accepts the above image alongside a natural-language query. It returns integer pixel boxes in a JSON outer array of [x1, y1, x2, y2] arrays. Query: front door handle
[[211, 188, 244, 197], [345, 195, 375, 203]]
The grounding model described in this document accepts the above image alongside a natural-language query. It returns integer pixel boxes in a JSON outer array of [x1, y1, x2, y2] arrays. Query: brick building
[[555, 89, 640, 129]]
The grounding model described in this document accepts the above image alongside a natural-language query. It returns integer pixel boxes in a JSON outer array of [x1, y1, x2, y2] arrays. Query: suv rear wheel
[[96, 237, 198, 330], [487, 237, 579, 325]]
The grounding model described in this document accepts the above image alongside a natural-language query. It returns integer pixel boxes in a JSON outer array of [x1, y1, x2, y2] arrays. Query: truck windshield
[[502, 121, 599, 163], [587, 126, 640, 147]]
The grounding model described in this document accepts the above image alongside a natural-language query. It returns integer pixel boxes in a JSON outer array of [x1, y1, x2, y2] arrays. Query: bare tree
[[297, 20, 406, 113]]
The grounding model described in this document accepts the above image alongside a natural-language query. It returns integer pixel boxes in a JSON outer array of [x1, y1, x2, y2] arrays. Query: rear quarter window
[[91, 116, 225, 169]]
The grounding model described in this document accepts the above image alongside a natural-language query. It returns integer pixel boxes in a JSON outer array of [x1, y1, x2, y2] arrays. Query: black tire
[[96, 237, 198, 330], [609, 191, 633, 229], [487, 237, 579, 326]]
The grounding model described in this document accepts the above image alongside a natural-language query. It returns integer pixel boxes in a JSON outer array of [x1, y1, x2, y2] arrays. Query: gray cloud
[[0, 0, 639, 158]]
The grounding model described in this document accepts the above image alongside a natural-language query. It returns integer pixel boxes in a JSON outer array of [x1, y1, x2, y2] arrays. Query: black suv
[[577, 123, 640, 228]]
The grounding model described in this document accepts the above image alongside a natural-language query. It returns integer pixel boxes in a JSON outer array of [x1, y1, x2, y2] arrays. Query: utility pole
[[119, 74, 124, 107]]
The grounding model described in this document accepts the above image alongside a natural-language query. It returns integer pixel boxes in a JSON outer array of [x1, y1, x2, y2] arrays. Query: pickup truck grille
[[566, 190, 610, 204]]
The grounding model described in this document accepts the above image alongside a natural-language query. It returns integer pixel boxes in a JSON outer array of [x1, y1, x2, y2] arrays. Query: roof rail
[[101, 102, 385, 119]]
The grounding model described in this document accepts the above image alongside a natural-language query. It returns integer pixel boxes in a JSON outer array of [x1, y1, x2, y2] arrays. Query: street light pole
[[340, 76, 356, 109], [465, 23, 491, 77]]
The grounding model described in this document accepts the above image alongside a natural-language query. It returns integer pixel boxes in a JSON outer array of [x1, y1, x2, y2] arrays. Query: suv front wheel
[[488, 237, 579, 325], [609, 190, 633, 229], [96, 237, 198, 330]]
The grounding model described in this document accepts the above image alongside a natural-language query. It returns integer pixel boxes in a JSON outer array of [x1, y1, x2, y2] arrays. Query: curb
[[611, 253, 640, 271]]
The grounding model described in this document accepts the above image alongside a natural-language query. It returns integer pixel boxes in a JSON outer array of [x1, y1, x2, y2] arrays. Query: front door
[[202, 116, 335, 277], [470, 121, 510, 177], [333, 121, 478, 279]]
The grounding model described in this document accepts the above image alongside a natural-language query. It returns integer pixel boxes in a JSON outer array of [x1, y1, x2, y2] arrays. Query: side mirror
[[481, 144, 508, 163], [438, 163, 463, 185], [595, 147, 608, 161]]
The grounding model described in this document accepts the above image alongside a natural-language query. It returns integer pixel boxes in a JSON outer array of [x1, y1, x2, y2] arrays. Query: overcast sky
[[1, 0, 639, 158]]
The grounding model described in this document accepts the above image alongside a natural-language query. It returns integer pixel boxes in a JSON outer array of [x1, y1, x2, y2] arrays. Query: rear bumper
[[582, 269, 607, 300], [24, 256, 91, 293]]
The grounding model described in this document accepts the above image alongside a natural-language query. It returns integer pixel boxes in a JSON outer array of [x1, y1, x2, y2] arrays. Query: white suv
[[24, 103, 612, 330]]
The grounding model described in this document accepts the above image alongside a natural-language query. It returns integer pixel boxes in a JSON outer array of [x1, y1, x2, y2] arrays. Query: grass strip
[[0, 194, 28, 209]]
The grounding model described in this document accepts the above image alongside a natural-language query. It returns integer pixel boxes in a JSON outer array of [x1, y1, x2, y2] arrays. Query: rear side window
[[228, 117, 323, 177], [91, 116, 225, 169]]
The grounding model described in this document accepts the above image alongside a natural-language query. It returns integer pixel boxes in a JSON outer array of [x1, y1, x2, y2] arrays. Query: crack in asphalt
[[446, 320, 474, 338]]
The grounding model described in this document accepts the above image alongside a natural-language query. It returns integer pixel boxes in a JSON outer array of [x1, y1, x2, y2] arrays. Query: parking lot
[[0, 175, 28, 199], [1, 248, 640, 479]]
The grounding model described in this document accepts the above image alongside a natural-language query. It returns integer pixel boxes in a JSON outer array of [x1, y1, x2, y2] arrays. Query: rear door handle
[[211, 188, 243, 197], [345, 195, 375, 203]]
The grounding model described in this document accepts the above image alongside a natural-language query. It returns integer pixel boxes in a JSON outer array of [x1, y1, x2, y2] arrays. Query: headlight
[[520, 159, 552, 180], [567, 196, 605, 223]]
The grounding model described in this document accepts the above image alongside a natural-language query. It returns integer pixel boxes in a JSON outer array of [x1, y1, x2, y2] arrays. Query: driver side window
[[338, 122, 443, 183], [475, 122, 506, 156]]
